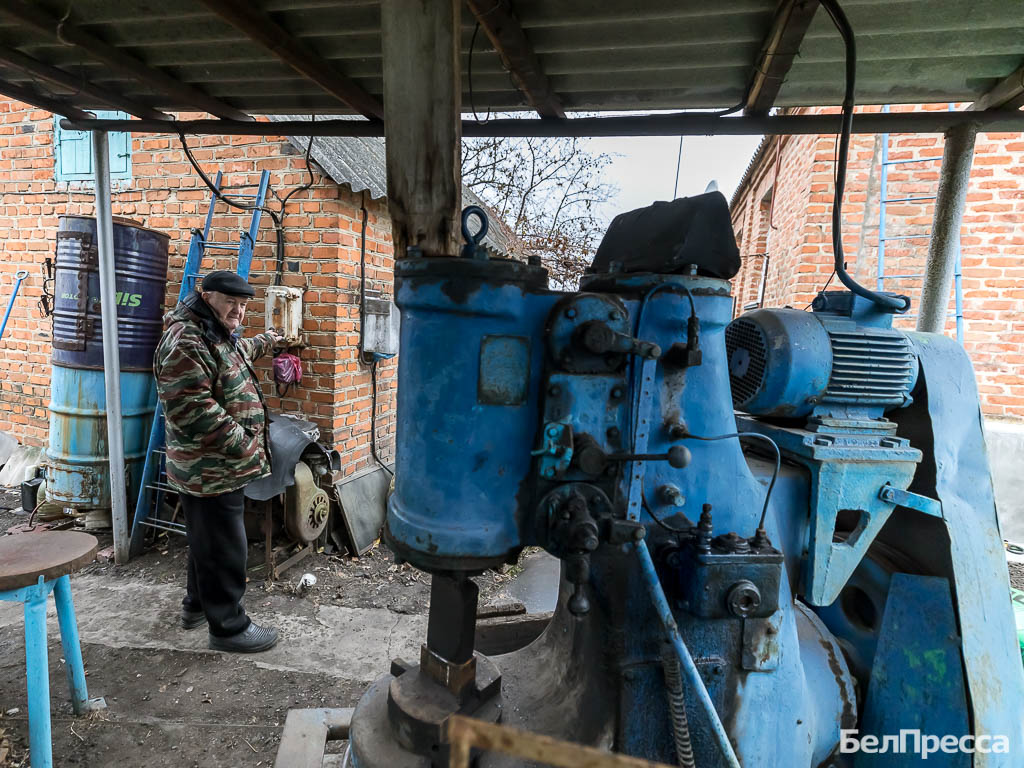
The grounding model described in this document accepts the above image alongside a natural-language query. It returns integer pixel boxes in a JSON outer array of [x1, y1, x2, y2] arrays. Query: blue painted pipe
[[634, 539, 742, 768], [0, 269, 29, 342]]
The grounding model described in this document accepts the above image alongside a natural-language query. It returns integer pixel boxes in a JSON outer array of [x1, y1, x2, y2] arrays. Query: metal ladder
[[129, 171, 270, 557], [875, 104, 964, 341]]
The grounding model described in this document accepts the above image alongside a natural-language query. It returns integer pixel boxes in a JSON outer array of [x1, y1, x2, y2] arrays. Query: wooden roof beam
[[970, 63, 1024, 111], [0, 46, 170, 121], [0, 1, 251, 122], [744, 0, 819, 117], [465, 0, 565, 120], [196, 0, 383, 120], [0, 78, 92, 121]]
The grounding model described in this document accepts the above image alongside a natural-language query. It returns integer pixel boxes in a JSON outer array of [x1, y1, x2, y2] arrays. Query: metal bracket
[[531, 422, 573, 479], [878, 483, 943, 518], [56, 230, 98, 265]]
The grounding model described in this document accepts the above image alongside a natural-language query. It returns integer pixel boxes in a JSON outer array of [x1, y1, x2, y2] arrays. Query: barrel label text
[[57, 292, 142, 306]]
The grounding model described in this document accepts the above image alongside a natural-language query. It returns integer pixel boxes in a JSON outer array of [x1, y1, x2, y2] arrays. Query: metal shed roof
[[0, 0, 1022, 127], [269, 116, 518, 257]]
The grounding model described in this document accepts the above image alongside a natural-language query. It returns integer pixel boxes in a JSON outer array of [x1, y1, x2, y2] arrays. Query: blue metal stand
[[129, 170, 270, 557], [0, 574, 105, 768]]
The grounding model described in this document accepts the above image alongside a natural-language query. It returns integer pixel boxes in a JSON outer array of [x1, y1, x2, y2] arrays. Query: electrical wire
[[642, 490, 690, 534], [357, 191, 394, 477], [467, 22, 492, 125], [358, 191, 369, 352], [177, 121, 317, 288], [677, 431, 780, 533], [369, 359, 393, 477], [817, 0, 908, 313], [179, 131, 284, 269], [272, 115, 317, 284]]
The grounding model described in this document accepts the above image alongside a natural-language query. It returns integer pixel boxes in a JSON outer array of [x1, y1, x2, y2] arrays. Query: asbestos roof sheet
[[267, 116, 517, 258], [1, 0, 1022, 117]]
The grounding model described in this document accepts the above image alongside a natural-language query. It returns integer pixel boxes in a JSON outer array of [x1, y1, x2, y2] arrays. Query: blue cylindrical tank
[[385, 257, 554, 572], [45, 216, 169, 509]]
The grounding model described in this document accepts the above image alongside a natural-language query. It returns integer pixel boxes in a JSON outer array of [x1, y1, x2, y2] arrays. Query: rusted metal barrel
[[45, 216, 169, 510]]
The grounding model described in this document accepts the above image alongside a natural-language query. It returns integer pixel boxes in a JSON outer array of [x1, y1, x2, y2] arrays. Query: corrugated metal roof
[[268, 116, 518, 258], [1, 0, 1022, 116]]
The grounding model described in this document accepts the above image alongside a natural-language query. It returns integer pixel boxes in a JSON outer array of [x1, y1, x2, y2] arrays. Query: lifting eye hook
[[460, 205, 490, 260]]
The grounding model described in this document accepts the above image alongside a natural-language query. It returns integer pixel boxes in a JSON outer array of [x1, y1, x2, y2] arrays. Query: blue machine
[[45, 215, 169, 510], [349, 194, 1024, 767]]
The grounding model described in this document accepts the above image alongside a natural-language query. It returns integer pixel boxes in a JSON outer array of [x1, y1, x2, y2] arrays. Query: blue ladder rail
[[129, 170, 271, 557], [875, 104, 964, 343]]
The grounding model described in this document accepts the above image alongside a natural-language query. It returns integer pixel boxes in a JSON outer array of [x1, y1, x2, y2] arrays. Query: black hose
[[817, 0, 908, 313]]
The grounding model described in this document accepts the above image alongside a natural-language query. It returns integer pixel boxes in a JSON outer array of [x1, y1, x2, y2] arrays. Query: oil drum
[[45, 216, 170, 510]]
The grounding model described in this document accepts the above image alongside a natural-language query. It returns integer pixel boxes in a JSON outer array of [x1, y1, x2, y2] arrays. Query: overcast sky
[[587, 134, 764, 226]]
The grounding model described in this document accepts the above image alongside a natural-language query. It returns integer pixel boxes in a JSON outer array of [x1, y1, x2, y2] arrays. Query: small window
[[54, 110, 132, 182]]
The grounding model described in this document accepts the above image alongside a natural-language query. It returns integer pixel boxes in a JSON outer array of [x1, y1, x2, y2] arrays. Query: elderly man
[[154, 271, 283, 653]]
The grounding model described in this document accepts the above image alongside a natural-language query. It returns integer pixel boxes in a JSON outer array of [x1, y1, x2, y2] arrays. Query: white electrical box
[[265, 285, 304, 344], [362, 297, 400, 360]]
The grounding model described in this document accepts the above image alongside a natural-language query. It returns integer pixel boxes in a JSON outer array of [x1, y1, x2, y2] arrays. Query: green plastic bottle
[[1011, 588, 1024, 666]]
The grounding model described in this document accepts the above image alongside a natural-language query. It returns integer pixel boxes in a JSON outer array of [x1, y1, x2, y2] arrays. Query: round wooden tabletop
[[0, 531, 99, 592]]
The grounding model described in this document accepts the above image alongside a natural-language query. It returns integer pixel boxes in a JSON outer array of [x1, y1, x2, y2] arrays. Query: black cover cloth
[[590, 191, 741, 279], [181, 489, 252, 638]]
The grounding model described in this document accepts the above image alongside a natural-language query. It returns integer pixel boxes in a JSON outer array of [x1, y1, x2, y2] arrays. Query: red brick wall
[[0, 99, 395, 476], [730, 105, 1024, 421]]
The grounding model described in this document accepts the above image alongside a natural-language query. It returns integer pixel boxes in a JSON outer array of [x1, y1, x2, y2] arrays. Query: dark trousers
[[181, 489, 251, 638]]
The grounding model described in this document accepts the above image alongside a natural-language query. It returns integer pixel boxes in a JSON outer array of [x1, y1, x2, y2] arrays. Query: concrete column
[[917, 121, 978, 334]]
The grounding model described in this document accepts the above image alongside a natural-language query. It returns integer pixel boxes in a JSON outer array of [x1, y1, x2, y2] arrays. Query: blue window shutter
[[54, 119, 91, 180], [54, 110, 132, 181]]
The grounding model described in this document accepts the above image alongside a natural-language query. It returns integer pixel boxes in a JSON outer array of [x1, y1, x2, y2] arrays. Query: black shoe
[[208, 623, 279, 654], [181, 608, 206, 630]]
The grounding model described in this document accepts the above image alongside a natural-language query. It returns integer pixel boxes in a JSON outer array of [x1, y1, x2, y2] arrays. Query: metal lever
[[564, 492, 599, 616], [610, 445, 692, 469], [577, 320, 661, 359], [575, 435, 691, 476]]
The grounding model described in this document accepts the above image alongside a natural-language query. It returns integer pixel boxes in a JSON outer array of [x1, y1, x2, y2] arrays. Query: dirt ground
[[1, 488, 1022, 768], [0, 492, 524, 768]]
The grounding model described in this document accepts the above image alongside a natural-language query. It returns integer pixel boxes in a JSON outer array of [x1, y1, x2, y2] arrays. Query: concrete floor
[[0, 560, 431, 767]]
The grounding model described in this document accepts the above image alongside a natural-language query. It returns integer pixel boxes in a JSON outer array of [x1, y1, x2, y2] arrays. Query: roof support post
[[917, 121, 978, 335], [380, 0, 462, 258], [91, 131, 130, 565]]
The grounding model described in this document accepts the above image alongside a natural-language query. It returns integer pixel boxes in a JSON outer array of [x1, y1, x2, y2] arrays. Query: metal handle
[[609, 445, 692, 469]]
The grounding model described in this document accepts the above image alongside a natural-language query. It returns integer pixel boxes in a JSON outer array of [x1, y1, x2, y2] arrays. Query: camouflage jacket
[[154, 291, 274, 497]]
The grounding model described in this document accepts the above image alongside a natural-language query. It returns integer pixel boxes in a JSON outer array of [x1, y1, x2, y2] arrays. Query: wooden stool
[[0, 531, 104, 768]]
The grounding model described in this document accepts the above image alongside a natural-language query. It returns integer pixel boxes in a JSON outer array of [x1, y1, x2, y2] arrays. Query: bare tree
[[462, 136, 616, 289]]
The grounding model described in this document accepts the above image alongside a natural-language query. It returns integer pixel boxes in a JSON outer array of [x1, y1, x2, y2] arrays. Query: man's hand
[[267, 329, 286, 345]]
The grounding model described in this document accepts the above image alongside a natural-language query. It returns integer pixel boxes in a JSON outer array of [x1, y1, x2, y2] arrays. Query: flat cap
[[202, 270, 255, 297]]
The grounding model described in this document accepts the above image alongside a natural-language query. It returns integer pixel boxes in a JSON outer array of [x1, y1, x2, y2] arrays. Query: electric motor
[[725, 294, 918, 420]]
